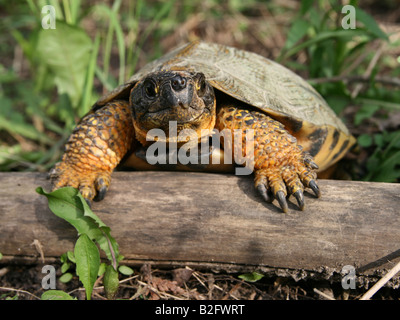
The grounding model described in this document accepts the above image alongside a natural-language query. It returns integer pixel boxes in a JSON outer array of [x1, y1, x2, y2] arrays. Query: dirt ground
[[1, 260, 400, 300]]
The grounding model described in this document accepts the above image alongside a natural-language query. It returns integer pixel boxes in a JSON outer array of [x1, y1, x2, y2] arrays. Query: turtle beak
[[160, 74, 194, 111]]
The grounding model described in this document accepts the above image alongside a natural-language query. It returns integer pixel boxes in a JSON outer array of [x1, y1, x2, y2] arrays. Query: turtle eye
[[143, 79, 157, 99], [196, 75, 207, 96]]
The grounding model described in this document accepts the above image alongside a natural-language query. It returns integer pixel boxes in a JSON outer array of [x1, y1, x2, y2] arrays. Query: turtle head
[[130, 70, 216, 145]]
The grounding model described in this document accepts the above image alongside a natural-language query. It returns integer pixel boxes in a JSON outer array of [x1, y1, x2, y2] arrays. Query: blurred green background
[[0, 0, 399, 182]]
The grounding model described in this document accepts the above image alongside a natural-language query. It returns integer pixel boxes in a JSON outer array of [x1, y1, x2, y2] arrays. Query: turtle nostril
[[171, 75, 187, 91]]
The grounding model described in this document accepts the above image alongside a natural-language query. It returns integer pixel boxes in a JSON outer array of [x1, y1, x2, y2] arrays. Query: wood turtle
[[50, 41, 355, 212]]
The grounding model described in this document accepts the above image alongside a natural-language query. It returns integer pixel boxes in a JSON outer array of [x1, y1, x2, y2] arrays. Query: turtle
[[50, 41, 355, 213]]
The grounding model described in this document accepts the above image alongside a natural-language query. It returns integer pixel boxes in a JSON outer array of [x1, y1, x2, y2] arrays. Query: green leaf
[[68, 0, 82, 25], [373, 133, 384, 148], [367, 150, 400, 182], [67, 251, 76, 263], [0, 97, 53, 145], [36, 21, 92, 108], [60, 253, 67, 263], [300, 0, 314, 15], [364, 131, 400, 182], [284, 19, 310, 49], [93, 3, 125, 84], [104, 264, 119, 300], [355, 8, 388, 40], [118, 265, 134, 276], [98, 263, 107, 277], [238, 272, 264, 282], [80, 33, 101, 117], [59, 272, 74, 283], [358, 134, 373, 148], [36, 187, 120, 266], [36, 186, 103, 238], [354, 104, 380, 126], [61, 262, 71, 273], [41, 290, 76, 300], [279, 29, 369, 61], [324, 95, 350, 115], [74, 234, 100, 300], [356, 98, 400, 111]]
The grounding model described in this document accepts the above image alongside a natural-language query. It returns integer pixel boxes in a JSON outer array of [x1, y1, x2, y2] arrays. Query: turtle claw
[[309, 180, 321, 198], [293, 189, 305, 211], [257, 183, 273, 203], [50, 160, 112, 203], [94, 176, 110, 201], [95, 185, 108, 201], [276, 190, 288, 213], [254, 164, 320, 213], [304, 156, 319, 170]]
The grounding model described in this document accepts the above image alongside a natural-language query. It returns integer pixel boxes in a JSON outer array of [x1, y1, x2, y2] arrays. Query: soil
[[1, 262, 399, 300]]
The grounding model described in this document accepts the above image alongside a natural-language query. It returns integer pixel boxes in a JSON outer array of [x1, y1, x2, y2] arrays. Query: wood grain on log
[[0, 172, 399, 275]]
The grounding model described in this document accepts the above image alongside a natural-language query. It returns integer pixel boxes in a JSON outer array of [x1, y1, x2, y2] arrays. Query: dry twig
[[313, 288, 335, 300], [0, 286, 40, 300], [360, 260, 400, 300]]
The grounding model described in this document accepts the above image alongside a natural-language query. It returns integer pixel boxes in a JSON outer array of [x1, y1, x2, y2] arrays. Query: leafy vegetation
[[1, 0, 175, 172], [37, 186, 133, 300], [239, 271, 265, 283], [280, 0, 399, 182]]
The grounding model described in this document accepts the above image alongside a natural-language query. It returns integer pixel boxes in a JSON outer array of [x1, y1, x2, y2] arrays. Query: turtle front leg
[[216, 106, 320, 213], [50, 100, 135, 203]]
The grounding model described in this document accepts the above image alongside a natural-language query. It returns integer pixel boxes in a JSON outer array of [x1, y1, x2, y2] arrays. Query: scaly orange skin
[[51, 101, 319, 212], [51, 66, 322, 213], [215, 105, 319, 212], [50, 100, 134, 201]]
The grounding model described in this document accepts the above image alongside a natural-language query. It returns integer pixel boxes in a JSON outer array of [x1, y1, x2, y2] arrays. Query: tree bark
[[1, 172, 399, 277]]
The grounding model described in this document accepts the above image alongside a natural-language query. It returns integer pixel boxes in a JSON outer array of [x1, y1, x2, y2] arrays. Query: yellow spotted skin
[[50, 100, 134, 201], [51, 100, 320, 211], [216, 105, 319, 212], [50, 68, 325, 213]]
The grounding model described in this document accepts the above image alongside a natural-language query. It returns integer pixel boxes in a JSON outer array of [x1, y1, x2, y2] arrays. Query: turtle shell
[[95, 41, 355, 171]]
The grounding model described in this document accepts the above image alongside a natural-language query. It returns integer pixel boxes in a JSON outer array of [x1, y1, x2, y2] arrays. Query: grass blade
[[80, 33, 101, 116]]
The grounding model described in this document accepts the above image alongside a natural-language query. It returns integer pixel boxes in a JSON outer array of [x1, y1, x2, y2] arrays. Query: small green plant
[[41, 290, 77, 300], [278, 0, 389, 112], [1, 0, 178, 173], [279, 0, 399, 182], [238, 271, 264, 282], [36, 186, 132, 300], [358, 131, 400, 182], [59, 251, 75, 283]]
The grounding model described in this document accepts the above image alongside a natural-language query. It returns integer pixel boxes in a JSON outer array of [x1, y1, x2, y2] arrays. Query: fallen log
[[0, 172, 399, 278]]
